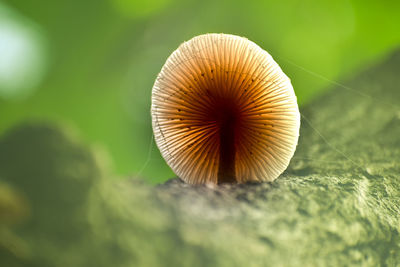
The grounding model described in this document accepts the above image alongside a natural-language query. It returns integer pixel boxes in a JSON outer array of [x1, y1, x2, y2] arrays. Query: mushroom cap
[[151, 33, 300, 184]]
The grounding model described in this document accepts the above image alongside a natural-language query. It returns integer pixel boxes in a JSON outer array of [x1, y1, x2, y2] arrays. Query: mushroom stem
[[217, 106, 237, 184]]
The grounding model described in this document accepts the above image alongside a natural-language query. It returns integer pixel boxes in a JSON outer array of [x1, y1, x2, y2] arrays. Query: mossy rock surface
[[0, 51, 399, 266]]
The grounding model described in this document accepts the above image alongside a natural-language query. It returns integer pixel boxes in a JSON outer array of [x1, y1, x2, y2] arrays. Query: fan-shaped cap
[[151, 33, 300, 184]]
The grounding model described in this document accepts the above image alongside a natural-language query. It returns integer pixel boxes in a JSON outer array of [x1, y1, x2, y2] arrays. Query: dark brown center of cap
[[208, 96, 242, 184]]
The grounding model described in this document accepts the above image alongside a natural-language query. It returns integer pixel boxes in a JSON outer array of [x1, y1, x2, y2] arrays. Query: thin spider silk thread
[[136, 132, 154, 178], [298, 113, 363, 169], [277, 56, 399, 109], [275, 54, 399, 168]]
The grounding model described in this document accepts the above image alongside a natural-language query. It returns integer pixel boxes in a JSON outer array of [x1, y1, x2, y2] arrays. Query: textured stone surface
[[0, 51, 399, 267], [153, 51, 400, 266]]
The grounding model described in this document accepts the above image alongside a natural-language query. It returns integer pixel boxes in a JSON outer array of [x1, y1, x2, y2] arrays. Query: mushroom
[[151, 33, 300, 184]]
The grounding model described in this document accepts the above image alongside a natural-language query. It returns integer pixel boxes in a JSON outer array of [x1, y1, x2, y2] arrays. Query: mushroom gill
[[151, 33, 300, 184]]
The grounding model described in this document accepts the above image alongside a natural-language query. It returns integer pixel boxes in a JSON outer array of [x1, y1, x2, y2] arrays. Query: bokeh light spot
[[0, 4, 48, 100]]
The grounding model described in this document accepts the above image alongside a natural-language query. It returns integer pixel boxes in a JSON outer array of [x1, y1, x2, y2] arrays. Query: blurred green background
[[0, 0, 399, 183]]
